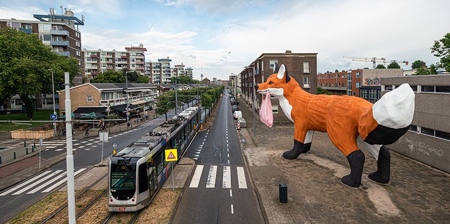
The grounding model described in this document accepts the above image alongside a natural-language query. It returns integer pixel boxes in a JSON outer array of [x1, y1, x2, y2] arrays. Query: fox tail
[[364, 83, 415, 145]]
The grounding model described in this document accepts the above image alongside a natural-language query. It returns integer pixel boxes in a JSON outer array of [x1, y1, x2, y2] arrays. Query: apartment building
[[240, 50, 318, 122], [147, 57, 172, 84], [172, 63, 186, 77], [0, 8, 85, 112], [381, 75, 450, 173], [82, 44, 147, 80], [185, 67, 194, 79]]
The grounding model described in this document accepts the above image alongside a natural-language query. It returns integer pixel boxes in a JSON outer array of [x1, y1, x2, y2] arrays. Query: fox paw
[[368, 172, 390, 184]]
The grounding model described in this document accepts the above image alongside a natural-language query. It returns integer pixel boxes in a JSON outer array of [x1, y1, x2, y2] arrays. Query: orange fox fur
[[256, 68, 378, 156]]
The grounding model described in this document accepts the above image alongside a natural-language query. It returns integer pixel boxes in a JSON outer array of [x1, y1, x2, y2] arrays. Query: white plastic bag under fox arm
[[260, 91, 273, 128]]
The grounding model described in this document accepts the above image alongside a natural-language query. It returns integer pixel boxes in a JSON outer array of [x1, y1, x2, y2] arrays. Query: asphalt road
[[172, 91, 264, 224]]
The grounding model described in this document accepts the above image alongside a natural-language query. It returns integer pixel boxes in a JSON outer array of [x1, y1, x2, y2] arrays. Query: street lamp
[[125, 72, 130, 128], [48, 69, 56, 137]]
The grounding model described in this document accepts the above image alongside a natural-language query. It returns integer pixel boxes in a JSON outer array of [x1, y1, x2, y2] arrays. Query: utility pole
[[125, 72, 130, 128], [49, 69, 56, 137], [64, 72, 76, 224], [175, 80, 178, 115], [252, 67, 256, 137]]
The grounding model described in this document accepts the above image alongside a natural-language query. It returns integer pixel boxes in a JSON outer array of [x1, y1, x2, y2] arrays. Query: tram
[[108, 107, 200, 212]]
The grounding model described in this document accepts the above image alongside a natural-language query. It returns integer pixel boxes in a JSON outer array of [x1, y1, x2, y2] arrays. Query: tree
[[91, 69, 148, 83], [431, 33, 450, 72], [387, 62, 401, 69], [375, 64, 386, 69], [415, 67, 431, 75], [429, 64, 438, 74], [411, 60, 426, 69], [317, 87, 329, 95], [0, 27, 79, 118], [171, 76, 196, 84]]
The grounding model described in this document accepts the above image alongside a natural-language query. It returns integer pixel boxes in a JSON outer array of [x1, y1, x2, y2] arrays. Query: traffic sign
[[50, 114, 57, 120], [165, 149, 178, 162]]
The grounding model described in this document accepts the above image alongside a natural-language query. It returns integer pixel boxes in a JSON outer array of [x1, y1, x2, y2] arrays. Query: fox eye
[[268, 81, 273, 84]]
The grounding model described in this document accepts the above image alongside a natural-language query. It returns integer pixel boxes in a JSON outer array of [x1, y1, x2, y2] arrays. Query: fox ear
[[273, 62, 279, 73], [277, 64, 285, 79]]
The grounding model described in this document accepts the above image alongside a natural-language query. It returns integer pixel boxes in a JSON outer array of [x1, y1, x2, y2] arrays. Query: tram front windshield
[[110, 160, 136, 198]]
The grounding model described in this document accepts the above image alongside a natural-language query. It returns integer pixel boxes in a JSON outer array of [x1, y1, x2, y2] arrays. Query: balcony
[[19, 28, 32, 34], [50, 29, 69, 36], [50, 40, 69, 46], [55, 51, 70, 57]]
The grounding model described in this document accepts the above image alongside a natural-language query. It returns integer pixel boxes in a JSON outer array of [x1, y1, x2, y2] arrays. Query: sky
[[1, 0, 450, 81]]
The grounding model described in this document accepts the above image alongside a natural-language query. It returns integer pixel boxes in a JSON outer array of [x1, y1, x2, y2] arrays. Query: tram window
[[156, 153, 164, 175], [138, 164, 148, 193], [110, 164, 136, 191]]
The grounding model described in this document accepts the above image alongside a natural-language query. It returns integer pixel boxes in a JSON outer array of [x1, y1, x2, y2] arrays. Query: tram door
[[148, 163, 157, 196]]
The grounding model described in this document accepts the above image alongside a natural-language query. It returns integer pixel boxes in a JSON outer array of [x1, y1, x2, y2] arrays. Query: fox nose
[[255, 84, 259, 90]]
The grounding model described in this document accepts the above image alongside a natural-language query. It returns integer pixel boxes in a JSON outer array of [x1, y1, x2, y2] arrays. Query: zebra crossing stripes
[[206, 165, 217, 188], [189, 165, 248, 189], [0, 168, 86, 196], [223, 166, 231, 188], [189, 165, 204, 188], [0, 171, 51, 196], [42, 168, 86, 193], [237, 167, 247, 189]]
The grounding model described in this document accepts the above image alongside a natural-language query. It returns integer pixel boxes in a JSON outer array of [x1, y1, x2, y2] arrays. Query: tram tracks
[[40, 172, 108, 224], [102, 210, 141, 224]]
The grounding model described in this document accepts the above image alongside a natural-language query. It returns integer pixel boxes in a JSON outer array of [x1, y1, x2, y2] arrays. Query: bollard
[[32, 145, 34, 152], [13, 152, 16, 160], [24, 141, 27, 147], [279, 183, 288, 203], [0, 156, 2, 164], [26, 147, 28, 155]]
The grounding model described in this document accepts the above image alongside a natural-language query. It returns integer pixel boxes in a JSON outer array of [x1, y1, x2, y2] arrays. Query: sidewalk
[[237, 100, 450, 223]]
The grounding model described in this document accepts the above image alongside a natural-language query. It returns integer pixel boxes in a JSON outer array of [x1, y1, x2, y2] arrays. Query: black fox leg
[[368, 146, 390, 184], [283, 140, 311, 160], [341, 150, 365, 188]]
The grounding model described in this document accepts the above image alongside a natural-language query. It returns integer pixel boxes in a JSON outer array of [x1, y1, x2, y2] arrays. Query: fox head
[[256, 63, 299, 97]]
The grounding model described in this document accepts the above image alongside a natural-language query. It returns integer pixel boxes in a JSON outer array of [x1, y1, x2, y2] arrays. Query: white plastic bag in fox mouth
[[259, 90, 273, 128]]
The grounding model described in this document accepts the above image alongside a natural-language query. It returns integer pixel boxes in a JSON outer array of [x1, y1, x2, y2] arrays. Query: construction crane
[[343, 56, 408, 69]]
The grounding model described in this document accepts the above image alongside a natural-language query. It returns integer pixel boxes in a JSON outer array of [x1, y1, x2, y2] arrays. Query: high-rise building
[[82, 44, 147, 80], [0, 7, 85, 84]]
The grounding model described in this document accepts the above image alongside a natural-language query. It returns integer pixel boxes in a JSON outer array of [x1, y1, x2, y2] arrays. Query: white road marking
[[189, 165, 204, 188], [0, 171, 51, 196], [206, 165, 217, 188], [223, 166, 231, 188], [237, 167, 248, 189]]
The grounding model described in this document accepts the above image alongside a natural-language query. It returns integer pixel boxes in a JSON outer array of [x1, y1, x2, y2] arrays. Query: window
[[421, 127, 434, 136], [269, 60, 278, 70], [86, 96, 93, 102], [421, 86, 434, 92], [435, 130, 450, 140], [356, 72, 361, 78], [436, 86, 450, 93], [409, 125, 418, 132], [356, 82, 360, 88], [272, 104, 278, 114], [303, 62, 310, 73]]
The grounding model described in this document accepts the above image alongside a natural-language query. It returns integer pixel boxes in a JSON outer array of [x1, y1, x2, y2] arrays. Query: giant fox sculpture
[[256, 64, 415, 188]]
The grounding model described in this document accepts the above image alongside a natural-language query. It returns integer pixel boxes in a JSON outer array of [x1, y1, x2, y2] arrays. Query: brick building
[[240, 50, 317, 122]]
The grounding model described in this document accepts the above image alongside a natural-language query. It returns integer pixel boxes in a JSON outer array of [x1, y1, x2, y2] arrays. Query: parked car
[[232, 105, 239, 113], [233, 110, 242, 120]]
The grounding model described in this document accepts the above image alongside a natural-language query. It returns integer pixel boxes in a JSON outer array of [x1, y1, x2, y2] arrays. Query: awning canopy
[[110, 104, 139, 113], [79, 112, 106, 119], [73, 106, 107, 114]]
